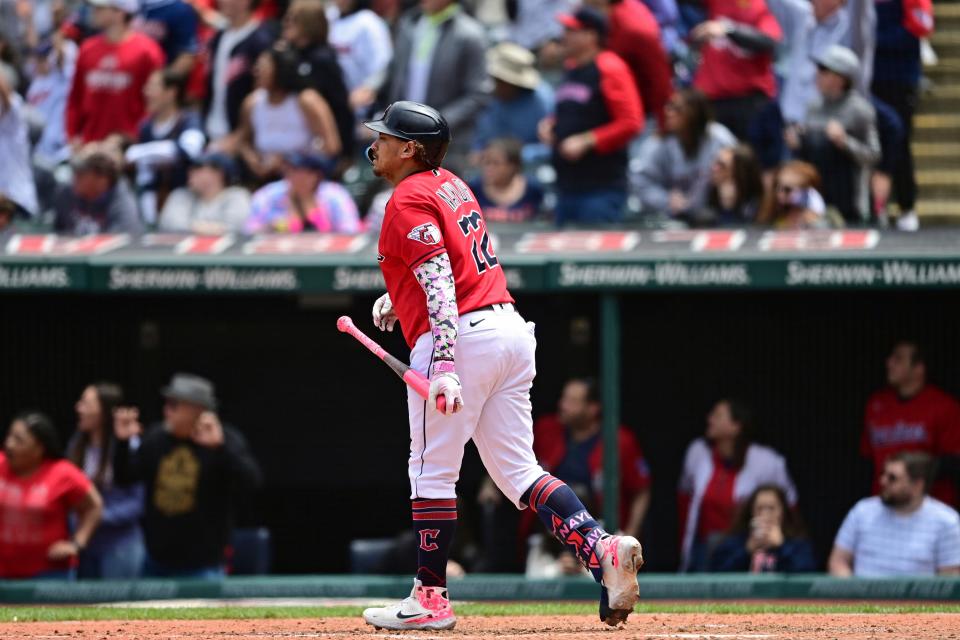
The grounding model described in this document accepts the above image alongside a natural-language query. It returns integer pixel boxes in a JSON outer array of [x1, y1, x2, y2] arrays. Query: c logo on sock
[[419, 529, 440, 552]]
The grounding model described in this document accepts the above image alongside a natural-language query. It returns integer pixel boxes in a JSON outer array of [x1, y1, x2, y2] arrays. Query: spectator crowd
[[0, 0, 939, 242]]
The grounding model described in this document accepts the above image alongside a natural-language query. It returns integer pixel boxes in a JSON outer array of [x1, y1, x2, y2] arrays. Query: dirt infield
[[4, 613, 960, 639]]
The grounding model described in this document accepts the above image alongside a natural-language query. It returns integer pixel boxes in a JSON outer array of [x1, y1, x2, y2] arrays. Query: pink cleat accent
[[362, 578, 457, 630], [597, 535, 643, 627]]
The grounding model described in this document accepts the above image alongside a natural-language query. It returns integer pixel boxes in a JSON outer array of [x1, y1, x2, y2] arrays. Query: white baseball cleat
[[362, 578, 457, 631], [597, 534, 643, 626]]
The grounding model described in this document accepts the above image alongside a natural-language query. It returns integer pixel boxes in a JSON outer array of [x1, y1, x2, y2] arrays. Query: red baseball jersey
[[378, 168, 514, 348], [67, 32, 166, 143], [862, 385, 960, 506]]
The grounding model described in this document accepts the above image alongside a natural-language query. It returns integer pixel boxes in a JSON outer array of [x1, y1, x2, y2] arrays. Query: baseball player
[[360, 101, 643, 631]]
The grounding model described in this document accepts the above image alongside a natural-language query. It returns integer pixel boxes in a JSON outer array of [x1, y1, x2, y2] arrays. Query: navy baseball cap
[[32, 40, 54, 58], [558, 6, 608, 38], [284, 151, 335, 175], [190, 151, 236, 175]]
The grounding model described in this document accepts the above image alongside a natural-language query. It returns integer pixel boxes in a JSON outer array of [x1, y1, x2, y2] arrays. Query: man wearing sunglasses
[[829, 451, 960, 577]]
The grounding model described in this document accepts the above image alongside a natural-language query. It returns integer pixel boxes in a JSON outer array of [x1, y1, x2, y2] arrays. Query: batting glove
[[429, 373, 464, 415], [372, 292, 398, 332]]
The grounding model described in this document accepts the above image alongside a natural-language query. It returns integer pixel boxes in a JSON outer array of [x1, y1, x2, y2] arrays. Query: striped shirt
[[834, 496, 960, 576]]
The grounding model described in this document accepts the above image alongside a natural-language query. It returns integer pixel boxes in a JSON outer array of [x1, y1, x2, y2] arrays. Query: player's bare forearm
[[414, 252, 459, 375]]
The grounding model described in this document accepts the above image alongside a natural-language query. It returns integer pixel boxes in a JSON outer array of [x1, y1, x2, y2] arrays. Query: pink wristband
[[432, 360, 457, 375]]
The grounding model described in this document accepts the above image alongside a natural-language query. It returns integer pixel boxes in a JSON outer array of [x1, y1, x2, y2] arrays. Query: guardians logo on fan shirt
[[869, 421, 930, 447], [86, 55, 133, 91]]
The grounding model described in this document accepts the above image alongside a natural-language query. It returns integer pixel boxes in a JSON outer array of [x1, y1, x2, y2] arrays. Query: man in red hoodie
[[67, 0, 165, 145]]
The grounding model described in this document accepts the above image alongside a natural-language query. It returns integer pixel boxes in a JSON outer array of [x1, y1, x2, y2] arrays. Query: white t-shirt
[[0, 94, 38, 215], [205, 21, 259, 140], [834, 496, 960, 576], [328, 8, 393, 92], [249, 89, 313, 154]]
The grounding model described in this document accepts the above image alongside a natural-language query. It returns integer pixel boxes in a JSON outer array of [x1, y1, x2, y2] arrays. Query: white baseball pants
[[407, 303, 546, 508]]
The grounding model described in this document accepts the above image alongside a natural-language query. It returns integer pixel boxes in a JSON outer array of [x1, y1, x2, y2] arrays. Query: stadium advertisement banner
[[3, 230, 960, 293]]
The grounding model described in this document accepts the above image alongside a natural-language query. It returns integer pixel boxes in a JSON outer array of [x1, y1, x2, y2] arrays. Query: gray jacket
[[632, 122, 737, 215], [381, 8, 488, 154], [802, 91, 880, 167]]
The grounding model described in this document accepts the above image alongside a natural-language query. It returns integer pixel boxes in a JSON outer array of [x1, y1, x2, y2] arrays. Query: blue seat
[[349, 538, 397, 574], [229, 527, 272, 575]]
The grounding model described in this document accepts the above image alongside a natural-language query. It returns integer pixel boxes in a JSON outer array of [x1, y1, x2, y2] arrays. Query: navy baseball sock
[[412, 499, 457, 587], [522, 474, 607, 583]]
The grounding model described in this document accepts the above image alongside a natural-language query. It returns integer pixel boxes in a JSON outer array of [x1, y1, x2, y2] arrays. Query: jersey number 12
[[457, 210, 499, 274]]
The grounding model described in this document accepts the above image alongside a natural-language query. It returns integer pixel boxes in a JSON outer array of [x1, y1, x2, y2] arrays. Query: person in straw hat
[[472, 42, 553, 159]]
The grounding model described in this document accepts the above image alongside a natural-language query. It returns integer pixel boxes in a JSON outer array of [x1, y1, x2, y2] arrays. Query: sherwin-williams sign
[[2, 229, 959, 293]]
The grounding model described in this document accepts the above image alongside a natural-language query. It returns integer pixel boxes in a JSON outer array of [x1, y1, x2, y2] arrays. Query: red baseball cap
[[557, 7, 608, 37]]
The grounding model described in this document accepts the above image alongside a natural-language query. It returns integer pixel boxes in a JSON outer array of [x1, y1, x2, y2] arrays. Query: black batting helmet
[[363, 101, 451, 168]]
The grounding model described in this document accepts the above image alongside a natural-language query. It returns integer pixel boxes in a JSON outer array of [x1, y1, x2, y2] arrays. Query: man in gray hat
[[785, 44, 880, 223], [113, 373, 262, 578]]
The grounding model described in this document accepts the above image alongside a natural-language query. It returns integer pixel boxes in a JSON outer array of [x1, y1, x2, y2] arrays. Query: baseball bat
[[337, 315, 447, 412]]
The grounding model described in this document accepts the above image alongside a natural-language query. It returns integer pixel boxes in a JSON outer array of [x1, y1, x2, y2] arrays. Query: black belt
[[472, 303, 514, 313]]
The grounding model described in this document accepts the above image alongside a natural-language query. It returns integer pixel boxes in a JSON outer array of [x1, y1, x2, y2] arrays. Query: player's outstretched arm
[[414, 252, 463, 415]]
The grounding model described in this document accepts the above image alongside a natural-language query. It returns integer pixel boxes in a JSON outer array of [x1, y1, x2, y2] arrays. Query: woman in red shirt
[[0, 412, 103, 579]]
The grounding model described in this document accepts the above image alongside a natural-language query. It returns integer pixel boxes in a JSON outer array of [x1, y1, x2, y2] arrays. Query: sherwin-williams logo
[[0, 266, 70, 288]]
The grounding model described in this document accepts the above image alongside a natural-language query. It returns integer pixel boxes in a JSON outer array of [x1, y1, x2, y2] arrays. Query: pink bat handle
[[402, 369, 447, 414], [337, 315, 447, 412]]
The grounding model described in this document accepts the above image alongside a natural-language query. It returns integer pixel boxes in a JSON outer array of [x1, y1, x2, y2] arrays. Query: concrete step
[[912, 142, 960, 169], [914, 113, 960, 127], [915, 2, 959, 223], [930, 32, 960, 55], [934, 3, 960, 19], [912, 113, 960, 141], [918, 200, 960, 225], [916, 170, 960, 199], [919, 59, 959, 83], [917, 169, 960, 186], [918, 200, 960, 220], [915, 83, 960, 110], [917, 188, 960, 201]]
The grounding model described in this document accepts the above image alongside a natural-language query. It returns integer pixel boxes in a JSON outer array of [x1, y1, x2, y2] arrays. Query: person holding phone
[[112, 373, 262, 578], [709, 484, 815, 573]]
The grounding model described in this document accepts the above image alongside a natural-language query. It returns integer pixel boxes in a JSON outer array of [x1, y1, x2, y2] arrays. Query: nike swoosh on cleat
[[469, 319, 486, 327], [396, 612, 424, 619]]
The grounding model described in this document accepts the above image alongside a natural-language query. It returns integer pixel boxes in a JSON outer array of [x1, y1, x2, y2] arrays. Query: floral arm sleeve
[[414, 252, 459, 375]]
